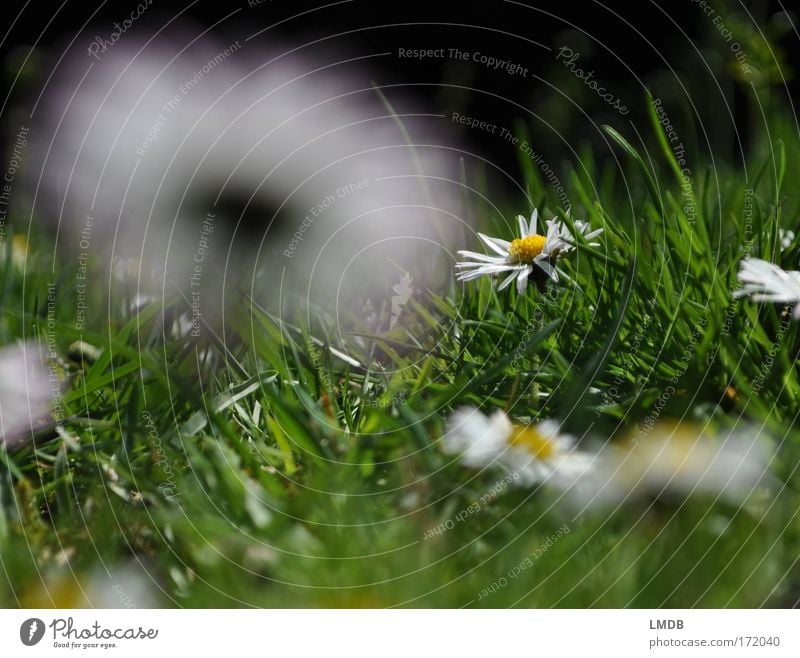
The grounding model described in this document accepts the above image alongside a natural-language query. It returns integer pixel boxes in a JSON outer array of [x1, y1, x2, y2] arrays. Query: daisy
[[733, 257, 800, 319], [455, 209, 603, 293], [566, 421, 776, 511], [442, 406, 595, 488]]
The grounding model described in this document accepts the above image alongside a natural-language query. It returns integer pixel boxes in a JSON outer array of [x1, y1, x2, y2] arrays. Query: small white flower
[[0, 235, 30, 270], [0, 342, 52, 449], [442, 406, 595, 488], [733, 257, 800, 319], [779, 228, 795, 251], [455, 209, 602, 293]]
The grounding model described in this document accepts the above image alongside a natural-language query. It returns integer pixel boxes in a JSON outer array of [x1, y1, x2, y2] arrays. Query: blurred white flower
[[780, 228, 795, 251], [28, 28, 459, 320], [443, 406, 512, 468], [733, 257, 800, 319], [0, 235, 30, 271], [85, 562, 161, 608], [20, 561, 161, 608], [568, 422, 777, 511], [455, 209, 602, 293], [442, 406, 595, 488], [0, 342, 52, 449]]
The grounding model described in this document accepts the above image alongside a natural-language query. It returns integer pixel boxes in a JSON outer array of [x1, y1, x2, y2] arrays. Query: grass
[[2, 87, 800, 608]]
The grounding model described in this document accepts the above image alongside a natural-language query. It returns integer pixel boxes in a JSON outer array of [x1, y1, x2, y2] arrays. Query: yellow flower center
[[509, 425, 556, 459], [508, 235, 547, 263], [636, 422, 703, 472]]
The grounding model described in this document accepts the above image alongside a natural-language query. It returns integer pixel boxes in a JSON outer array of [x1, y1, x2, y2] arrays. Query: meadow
[[2, 81, 799, 608]]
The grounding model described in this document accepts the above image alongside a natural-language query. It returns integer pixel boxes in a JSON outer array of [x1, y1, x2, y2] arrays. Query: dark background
[[3, 0, 798, 196]]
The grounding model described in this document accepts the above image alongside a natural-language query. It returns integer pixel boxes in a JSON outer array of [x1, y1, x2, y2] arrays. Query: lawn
[[2, 30, 800, 609]]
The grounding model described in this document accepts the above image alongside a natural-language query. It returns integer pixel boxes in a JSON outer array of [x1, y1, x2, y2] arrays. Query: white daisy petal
[[533, 257, 558, 281], [485, 236, 512, 251], [442, 406, 511, 468], [536, 419, 566, 441], [471, 264, 515, 275], [516, 267, 530, 294], [478, 233, 511, 257], [457, 265, 514, 281], [497, 270, 519, 290], [517, 214, 528, 237], [734, 258, 800, 315], [455, 262, 496, 270], [528, 208, 539, 236], [455, 250, 507, 264]]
